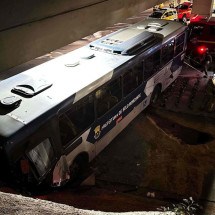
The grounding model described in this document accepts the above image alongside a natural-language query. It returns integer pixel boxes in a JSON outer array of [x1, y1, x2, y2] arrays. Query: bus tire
[[150, 85, 161, 104], [69, 154, 88, 182]]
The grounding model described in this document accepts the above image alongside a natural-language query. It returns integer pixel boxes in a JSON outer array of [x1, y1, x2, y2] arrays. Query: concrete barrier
[[0, 0, 164, 73]]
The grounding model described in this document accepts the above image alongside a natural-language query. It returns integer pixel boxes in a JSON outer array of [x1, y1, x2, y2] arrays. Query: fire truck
[[186, 16, 215, 69]]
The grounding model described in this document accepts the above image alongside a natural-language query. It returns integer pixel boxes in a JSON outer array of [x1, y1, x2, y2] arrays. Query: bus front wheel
[[69, 155, 88, 182]]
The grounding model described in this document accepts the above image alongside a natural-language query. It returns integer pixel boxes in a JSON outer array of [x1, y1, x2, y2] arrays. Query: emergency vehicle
[[186, 17, 215, 68]]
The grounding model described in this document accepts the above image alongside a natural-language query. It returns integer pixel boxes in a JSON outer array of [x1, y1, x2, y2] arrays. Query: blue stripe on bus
[[87, 84, 147, 143]]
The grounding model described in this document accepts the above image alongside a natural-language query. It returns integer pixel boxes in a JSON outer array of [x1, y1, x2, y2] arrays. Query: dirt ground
[[92, 110, 215, 199]]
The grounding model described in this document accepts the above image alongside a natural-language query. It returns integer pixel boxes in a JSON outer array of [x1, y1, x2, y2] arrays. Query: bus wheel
[[150, 85, 161, 104], [69, 155, 88, 182]]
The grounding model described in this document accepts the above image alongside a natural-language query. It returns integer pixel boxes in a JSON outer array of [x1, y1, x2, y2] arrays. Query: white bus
[[0, 19, 188, 187]]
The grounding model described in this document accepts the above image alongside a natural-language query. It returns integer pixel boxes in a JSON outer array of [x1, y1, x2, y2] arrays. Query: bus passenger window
[[161, 40, 174, 67], [123, 70, 135, 96], [59, 115, 77, 146], [175, 33, 185, 56], [96, 78, 121, 117], [59, 95, 95, 147], [133, 64, 143, 86], [108, 78, 122, 102], [144, 50, 161, 80], [123, 65, 143, 97], [27, 138, 55, 177]]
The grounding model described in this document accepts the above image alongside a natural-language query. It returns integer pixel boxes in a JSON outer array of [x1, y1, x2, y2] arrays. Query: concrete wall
[[192, 0, 214, 16], [0, 0, 106, 31], [0, 0, 164, 73]]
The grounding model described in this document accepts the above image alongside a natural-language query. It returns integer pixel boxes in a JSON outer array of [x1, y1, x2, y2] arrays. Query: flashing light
[[197, 45, 208, 54]]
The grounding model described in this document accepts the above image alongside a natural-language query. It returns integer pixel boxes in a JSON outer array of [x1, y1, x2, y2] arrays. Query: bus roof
[[0, 19, 186, 140], [0, 46, 134, 138], [132, 18, 187, 40]]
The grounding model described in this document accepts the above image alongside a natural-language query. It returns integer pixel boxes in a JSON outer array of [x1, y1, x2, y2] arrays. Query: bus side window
[[161, 40, 174, 67], [123, 64, 143, 97], [175, 33, 185, 56], [123, 70, 135, 96], [133, 64, 143, 86], [59, 114, 77, 146], [96, 78, 121, 118], [108, 78, 122, 102], [59, 95, 95, 147], [27, 138, 55, 177], [144, 50, 161, 80]]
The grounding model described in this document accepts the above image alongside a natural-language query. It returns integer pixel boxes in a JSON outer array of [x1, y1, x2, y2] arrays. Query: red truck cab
[[188, 17, 215, 53]]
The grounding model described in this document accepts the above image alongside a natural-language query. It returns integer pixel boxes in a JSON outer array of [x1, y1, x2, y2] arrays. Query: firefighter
[[202, 49, 212, 78]]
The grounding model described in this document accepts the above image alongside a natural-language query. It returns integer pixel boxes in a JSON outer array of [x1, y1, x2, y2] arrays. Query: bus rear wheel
[[150, 85, 161, 104]]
